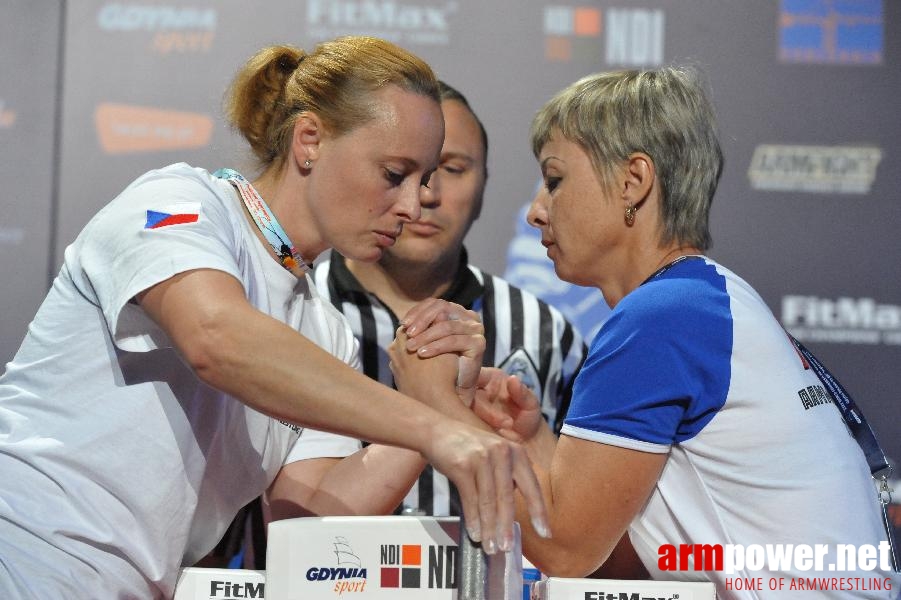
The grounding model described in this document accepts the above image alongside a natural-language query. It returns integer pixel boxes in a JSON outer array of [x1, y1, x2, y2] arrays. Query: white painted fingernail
[[467, 526, 481, 542], [484, 538, 497, 555], [532, 517, 551, 539]]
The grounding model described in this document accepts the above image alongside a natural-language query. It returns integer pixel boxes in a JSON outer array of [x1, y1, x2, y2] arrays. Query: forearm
[[395, 373, 491, 432], [514, 438, 664, 578], [209, 313, 446, 449], [269, 447, 427, 519], [311, 445, 427, 515], [522, 422, 558, 471], [513, 464, 612, 577]]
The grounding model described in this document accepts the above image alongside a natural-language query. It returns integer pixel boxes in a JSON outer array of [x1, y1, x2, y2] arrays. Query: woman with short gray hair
[[417, 66, 899, 598]]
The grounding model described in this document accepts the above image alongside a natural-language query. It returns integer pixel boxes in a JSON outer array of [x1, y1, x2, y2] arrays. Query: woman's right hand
[[420, 419, 551, 555]]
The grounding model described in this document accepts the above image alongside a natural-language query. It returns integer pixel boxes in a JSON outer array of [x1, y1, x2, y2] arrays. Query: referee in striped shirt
[[312, 81, 587, 517]]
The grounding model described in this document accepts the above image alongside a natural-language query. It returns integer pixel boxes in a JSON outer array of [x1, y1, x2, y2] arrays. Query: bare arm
[[268, 299, 489, 520], [138, 269, 548, 551], [473, 370, 665, 575], [267, 447, 426, 519], [138, 269, 436, 444], [588, 534, 651, 580], [518, 437, 664, 576]]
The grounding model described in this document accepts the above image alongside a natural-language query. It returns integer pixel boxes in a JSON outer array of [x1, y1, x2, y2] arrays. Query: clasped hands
[[387, 299, 550, 554], [389, 298, 544, 443]]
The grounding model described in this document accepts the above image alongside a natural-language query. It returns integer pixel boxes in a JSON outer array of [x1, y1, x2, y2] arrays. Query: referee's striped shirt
[[312, 249, 587, 517]]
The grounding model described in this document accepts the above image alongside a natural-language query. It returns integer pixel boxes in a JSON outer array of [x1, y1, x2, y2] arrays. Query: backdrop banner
[[2, 0, 898, 467]]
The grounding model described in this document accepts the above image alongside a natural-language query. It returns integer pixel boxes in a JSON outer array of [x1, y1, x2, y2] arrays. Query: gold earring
[[625, 203, 637, 226]]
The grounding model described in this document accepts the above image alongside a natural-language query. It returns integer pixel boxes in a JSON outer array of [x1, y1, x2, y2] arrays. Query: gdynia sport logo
[[658, 542, 895, 593]]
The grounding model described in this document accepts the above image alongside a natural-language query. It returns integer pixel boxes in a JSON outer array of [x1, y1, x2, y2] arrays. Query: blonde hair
[[531, 66, 723, 251], [225, 36, 439, 169]]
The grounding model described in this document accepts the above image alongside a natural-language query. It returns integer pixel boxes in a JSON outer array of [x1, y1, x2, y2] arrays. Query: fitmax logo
[[584, 593, 673, 600], [782, 295, 901, 346], [783, 296, 901, 331], [209, 580, 263, 598], [307, 0, 456, 31]]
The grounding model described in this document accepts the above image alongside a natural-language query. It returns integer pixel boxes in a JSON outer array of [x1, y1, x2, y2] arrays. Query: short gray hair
[[530, 66, 723, 251]]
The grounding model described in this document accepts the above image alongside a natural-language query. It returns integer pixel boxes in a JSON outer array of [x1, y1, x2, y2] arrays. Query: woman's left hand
[[396, 299, 485, 407], [472, 368, 544, 444]]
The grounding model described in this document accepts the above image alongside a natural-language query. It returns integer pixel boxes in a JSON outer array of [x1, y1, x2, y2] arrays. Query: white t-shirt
[[0, 163, 360, 598], [562, 257, 899, 599]]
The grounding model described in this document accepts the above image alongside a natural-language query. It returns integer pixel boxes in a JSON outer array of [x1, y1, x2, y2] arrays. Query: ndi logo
[[543, 6, 663, 66], [605, 8, 664, 67], [543, 5, 601, 37], [782, 295, 901, 345], [305, 0, 458, 46], [543, 5, 602, 62], [379, 543, 457, 589]]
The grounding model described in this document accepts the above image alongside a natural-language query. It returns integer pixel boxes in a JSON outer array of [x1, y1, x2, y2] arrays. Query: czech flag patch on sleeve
[[144, 202, 201, 229]]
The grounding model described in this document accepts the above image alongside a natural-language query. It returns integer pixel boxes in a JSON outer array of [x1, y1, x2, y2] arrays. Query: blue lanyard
[[787, 335, 898, 572], [788, 335, 889, 477], [640, 254, 703, 286], [213, 168, 312, 274]]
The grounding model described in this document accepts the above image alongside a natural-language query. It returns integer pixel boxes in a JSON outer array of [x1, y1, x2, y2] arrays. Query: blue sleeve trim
[[560, 425, 671, 454]]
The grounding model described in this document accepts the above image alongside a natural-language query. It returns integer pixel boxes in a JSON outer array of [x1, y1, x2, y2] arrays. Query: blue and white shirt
[[562, 256, 897, 599]]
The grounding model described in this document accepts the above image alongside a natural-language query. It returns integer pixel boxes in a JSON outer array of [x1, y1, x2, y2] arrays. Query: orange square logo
[[574, 8, 601, 36], [545, 36, 572, 61], [401, 544, 421, 566]]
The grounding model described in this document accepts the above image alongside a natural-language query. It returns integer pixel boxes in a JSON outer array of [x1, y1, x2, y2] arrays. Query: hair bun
[[276, 49, 304, 73]]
